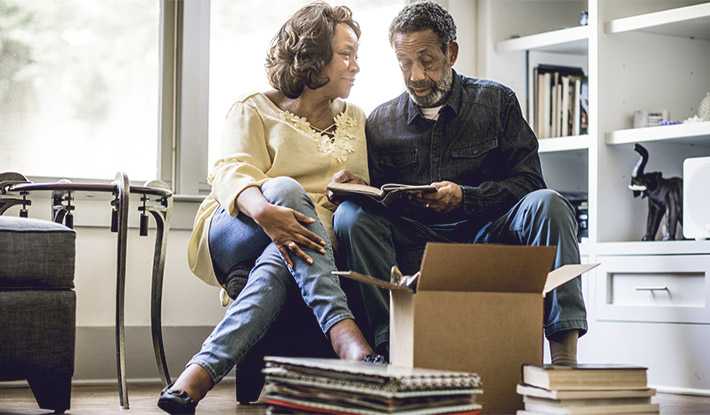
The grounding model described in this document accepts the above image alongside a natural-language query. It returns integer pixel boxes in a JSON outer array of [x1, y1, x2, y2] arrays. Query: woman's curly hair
[[266, 2, 360, 99]]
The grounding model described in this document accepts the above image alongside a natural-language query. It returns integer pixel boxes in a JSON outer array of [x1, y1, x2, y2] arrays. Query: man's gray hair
[[388, 1, 457, 53]]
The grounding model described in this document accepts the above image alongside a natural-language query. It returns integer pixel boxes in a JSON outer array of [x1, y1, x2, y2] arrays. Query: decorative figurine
[[699, 92, 710, 121], [629, 143, 683, 241]]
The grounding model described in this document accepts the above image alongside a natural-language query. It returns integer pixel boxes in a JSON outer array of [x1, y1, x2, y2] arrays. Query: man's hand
[[327, 169, 367, 203], [412, 181, 463, 213]]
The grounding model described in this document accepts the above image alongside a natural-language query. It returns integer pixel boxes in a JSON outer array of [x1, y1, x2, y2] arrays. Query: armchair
[[0, 216, 77, 413]]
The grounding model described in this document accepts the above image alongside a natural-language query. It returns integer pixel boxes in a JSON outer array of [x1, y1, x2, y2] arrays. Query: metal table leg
[[142, 180, 174, 386], [114, 172, 130, 409]]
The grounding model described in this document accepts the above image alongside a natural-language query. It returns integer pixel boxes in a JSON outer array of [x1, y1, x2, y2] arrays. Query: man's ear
[[447, 41, 459, 66]]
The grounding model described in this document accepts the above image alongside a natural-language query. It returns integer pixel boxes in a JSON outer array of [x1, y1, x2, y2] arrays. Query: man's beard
[[405, 66, 453, 108]]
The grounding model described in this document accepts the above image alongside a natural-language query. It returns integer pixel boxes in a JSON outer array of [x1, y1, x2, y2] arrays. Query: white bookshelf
[[538, 135, 590, 153], [482, 0, 710, 393], [496, 25, 589, 54], [606, 121, 710, 145], [605, 2, 710, 39], [595, 240, 710, 256]]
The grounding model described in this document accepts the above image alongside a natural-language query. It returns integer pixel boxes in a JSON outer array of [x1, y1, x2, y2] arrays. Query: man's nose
[[409, 62, 426, 82]]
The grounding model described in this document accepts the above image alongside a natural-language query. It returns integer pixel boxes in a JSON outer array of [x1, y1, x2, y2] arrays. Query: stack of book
[[533, 64, 589, 139], [262, 356, 483, 415], [516, 364, 659, 414]]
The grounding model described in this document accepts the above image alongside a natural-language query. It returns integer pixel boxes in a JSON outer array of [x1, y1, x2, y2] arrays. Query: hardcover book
[[516, 384, 656, 401], [327, 182, 436, 207], [521, 364, 649, 391]]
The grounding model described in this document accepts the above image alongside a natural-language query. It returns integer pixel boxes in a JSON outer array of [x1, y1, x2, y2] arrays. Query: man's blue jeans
[[189, 177, 353, 384], [333, 189, 587, 349]]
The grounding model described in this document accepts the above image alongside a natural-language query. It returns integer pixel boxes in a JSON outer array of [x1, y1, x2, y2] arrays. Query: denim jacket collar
[[405, 69, 463, 124]]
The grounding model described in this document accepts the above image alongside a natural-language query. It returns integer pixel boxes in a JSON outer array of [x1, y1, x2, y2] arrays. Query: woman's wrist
[[236, 186, 271, 221]]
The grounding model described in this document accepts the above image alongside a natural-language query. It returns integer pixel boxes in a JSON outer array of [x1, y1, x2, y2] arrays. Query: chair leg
[[235, 358, 266, 405], [27, 375, 72, 413]]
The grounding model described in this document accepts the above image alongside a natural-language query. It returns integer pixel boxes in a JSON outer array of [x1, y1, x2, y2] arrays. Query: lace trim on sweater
[[283, 110, 357, 163]]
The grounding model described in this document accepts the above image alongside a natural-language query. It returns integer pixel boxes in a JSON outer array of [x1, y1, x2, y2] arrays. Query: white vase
[[699, 92, 710, 121]]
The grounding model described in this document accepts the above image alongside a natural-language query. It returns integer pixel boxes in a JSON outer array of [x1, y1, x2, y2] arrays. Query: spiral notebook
[[263, 356, 483, 415]]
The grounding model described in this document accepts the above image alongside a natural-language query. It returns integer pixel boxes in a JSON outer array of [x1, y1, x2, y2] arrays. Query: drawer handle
[[635, 286, 668, 291]]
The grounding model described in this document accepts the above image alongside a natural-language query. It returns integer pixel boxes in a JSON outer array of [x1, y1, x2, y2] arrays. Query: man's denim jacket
[[365, 70, 546, 225]]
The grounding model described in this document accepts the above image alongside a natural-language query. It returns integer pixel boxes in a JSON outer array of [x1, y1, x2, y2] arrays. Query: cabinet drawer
[[595, 255, 710, 323]]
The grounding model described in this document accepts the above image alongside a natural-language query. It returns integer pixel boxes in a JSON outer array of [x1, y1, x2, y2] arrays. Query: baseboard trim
[[652, 384, 710, 396]]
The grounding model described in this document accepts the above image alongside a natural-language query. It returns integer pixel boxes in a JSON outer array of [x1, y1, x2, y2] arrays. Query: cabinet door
[[595, 255, 710, 323]]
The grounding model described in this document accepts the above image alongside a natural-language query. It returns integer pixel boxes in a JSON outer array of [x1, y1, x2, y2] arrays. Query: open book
[[327, 182, 436, 207]]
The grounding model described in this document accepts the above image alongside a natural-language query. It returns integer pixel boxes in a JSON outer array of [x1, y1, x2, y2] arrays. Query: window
[[207, 0, 404, 169], [0, 0, 160, 181], [0, 0, 405, 194]]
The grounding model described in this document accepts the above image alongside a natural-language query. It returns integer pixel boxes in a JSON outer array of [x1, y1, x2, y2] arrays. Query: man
[[331, 1, 586, 365]]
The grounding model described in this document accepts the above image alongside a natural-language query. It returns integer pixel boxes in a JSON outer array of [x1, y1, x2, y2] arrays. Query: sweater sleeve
[[209, 99, 272, 217]]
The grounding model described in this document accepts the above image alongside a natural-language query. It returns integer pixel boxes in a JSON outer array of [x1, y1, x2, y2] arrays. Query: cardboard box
[[337, 243, 597, 414]]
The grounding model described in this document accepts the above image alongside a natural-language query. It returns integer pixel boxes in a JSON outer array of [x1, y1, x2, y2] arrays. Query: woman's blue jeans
[[188, 177, 353, 384], [333, 189, 587, 348]]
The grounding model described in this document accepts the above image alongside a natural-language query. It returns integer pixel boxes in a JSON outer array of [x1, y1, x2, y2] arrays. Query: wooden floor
[[1, 382, 709, 414]]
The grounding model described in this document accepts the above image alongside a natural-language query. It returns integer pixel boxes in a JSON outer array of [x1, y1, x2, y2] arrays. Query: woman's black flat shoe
[[157, 384, 197, 414]]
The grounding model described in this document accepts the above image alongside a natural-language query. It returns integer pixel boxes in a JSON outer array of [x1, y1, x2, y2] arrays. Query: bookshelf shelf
[[605, 122, 710, 146], [605, 2, 710, 40], [538, 135, 590, 153], [595, 240, 710, 256], [495, 25, 589, 54]]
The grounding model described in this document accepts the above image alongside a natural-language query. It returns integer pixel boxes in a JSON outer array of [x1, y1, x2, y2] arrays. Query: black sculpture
[[629, 143, 683, 241]]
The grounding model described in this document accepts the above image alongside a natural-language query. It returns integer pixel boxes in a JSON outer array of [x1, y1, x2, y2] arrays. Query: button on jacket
[[365, 70, 546, 225]]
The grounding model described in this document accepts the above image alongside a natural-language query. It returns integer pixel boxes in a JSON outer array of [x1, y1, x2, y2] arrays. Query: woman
[[158, 3, 378, 414]]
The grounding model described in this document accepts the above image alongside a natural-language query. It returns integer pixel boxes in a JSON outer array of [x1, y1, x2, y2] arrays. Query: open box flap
[[417, 243, 556, 293], [543, 263, 600, 296], [334, 270, 414, 293]]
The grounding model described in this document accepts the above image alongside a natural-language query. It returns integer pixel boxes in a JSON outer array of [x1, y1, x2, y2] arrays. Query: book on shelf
[[327, 182, 436, 208], [572, 78, 581, 136], [263, 356, 482, 415], [532, 64, 587, 140], [521, 364, 649, 391], [578, 77, 589, 135]]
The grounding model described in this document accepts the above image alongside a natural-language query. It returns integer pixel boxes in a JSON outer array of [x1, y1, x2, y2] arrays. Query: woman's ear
[[447, 41, 459, 66]]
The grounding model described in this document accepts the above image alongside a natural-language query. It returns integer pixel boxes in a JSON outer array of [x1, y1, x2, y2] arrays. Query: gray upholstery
[[0, 216, 76, 413], [0, 217, 75, 289]]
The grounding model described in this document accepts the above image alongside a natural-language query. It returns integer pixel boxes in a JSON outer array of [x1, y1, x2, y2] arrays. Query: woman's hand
[[237, 186, 326, 269], [252, 204, 327, 269]]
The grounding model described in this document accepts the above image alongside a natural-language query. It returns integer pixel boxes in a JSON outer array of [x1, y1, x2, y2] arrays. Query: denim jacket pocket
[[377, 149, 418, 168], [451, 137, 497, 159]]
